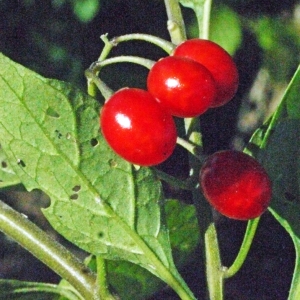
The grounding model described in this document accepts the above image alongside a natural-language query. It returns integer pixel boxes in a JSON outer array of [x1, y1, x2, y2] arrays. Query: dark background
[[0, 0, 299, 299]]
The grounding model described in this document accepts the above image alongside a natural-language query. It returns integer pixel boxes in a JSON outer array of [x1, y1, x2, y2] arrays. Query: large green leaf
[[246, 65, 300, 299], [0, 53, 194, 298], [57, 199, 200, 300], [108, 199, 200, 300]]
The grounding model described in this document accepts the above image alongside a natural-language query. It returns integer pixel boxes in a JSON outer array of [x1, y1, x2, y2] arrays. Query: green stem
[[112, 33, 175, 54], [176, 137, 204, 162], [87, 34, 114, 98], [90, 55, 155, 72], [202, 0, 213, 39], [96, 256, 116, 300], [154, 168, 196, 191], [164, 0, 187, 44], [98, 34, 115, 61], [0, 199, 98, 300], [179, 1, 225, 298], [188, 0, 213, 39], [205, 223, 224, 300], [224, 217, 260, 278], [85, 69, 114, 100], [86, 55, 155, 100]]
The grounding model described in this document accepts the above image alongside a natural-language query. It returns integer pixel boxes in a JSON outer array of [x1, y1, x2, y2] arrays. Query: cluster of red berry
[[100, 39, 238, 166], [99, 38, 272, 220]]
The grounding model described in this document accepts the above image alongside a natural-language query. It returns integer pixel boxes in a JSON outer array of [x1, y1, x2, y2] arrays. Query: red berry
[[100, 88, 177, 166], [199, 150, 272, 220], [147, 56, 217, 118], [173, 39, 239, 107]]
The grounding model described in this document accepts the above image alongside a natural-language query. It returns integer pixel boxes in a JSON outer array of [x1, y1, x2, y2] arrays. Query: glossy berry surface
[[173, 39, 239, 107], [100, 88, 177, 166], [199, 150, 272, 220], [147, 56, 217, 118]]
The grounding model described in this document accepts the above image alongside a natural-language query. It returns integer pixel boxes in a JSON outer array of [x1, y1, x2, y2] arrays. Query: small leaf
[[210, 5, 242, 55], [0, 279, 80, 300], [72, 0, 100, 23]]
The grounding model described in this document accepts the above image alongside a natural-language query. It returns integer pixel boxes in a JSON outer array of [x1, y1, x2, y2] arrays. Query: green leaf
[[57, 199, 199, 300], [166, 199, 200, 265], [261, 120, 300, 300], [210, 5, 242, 55], [0, 280, 81, 300], [251, 17, 300, 81], [182, 1, 242, 54], [71, 0, 100, 23], [246, 65, 300, 299], [108, 199, 200, 300], [0, 54, 195, 298]]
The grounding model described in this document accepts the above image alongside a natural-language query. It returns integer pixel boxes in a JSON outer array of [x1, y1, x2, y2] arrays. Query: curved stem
[[99, 34, 115, 61], [85, 69, 114, 101], [164, 0, 187, 44], [87, 34, 114, 98], [90, 55, 155, 72], [111, 33, 175, 54], [0, 199, 99, 300], [224, 217, 260, 278], [86, 55, 155, 100]]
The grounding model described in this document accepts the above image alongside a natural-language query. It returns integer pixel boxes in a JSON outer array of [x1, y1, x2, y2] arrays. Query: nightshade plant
[[0, 0, 299, 299]]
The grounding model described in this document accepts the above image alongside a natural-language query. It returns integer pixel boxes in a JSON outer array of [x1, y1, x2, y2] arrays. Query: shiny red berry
[[100, 88, 177, 166], [199, 150, 272, 220], [147, 56, 217, 118], [173, 39, 239, 107]]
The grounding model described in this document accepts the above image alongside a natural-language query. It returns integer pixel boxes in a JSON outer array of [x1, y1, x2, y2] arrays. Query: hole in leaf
[[55, 129, 63, 139], [98, 232, 104, 238], [46, 107, 60, 118], [90, 138, 99, 147], [1, 161, 7, 168], [17, 159, 26, 168], [66, 132, 72, 139], [72, 185, 81, 192], [109, 159, 118, 168], [70, 194, 79, 200], [284, 191, 296, 202], [81, 267, 91, 274]]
